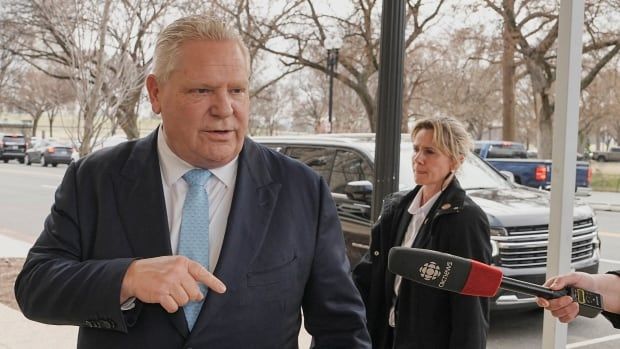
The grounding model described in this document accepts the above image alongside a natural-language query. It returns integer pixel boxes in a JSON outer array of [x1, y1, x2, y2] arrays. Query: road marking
[[0, 227, 36, 244], [567, 333, 620, 348], [600, 258, 620, 265], [0, 167, 64, 179], [599, 231, 620, 238]]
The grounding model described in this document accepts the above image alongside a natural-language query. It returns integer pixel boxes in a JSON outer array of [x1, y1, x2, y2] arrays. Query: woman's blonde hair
[[411, 116, 473, 169], [152, 15, 251, 82]]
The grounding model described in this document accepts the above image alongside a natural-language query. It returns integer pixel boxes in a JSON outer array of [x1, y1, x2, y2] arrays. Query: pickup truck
[[592, 147, 620, 162], [254, 134, 601, 310], [474, 141, 591, 190]]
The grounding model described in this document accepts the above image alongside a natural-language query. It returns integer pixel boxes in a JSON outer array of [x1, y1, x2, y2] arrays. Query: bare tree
[[580, 60, 620, 151], [1, 0, 174, 144], [3, 69, 73, 138], [283, 67, 369, 133], [0, 18, 19, 100], [416, 28, 503, 139], [483, 0, 620, 157], [210, 0, 447, 132], [501, 0, 517, 141]]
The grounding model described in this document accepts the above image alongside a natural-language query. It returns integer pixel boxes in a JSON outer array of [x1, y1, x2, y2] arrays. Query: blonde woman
[[354, 116, 491, 348]]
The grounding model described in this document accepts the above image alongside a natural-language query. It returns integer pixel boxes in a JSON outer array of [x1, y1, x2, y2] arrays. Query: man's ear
[[146, 74, 162, 114]]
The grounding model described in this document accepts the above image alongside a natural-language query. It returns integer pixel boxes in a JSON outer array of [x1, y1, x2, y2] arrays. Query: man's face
[[147, 40, 250, 169]]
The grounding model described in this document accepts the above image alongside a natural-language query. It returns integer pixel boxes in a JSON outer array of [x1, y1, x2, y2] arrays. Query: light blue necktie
[[178, 169, 211, 330]]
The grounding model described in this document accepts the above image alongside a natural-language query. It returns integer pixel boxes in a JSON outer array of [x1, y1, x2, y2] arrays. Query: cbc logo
[[419, 262, 441, 281]]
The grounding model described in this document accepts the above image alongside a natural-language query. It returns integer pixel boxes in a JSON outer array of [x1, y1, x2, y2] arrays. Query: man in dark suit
[[14, 15, 370, 349]]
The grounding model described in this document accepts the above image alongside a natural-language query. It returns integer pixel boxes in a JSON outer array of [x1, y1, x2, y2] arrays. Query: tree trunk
[[502, 1, 516, 141], [361, 91, 375, 132], [116, 86, 141, 139], [536, 90, 554, 158], [48, 116, 53, 138], [400, 97, 409, 133], [31, 113, 41, 139]]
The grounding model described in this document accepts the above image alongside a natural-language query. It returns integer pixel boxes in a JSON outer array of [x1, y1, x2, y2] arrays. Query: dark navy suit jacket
[[15, 129, 370, 348]]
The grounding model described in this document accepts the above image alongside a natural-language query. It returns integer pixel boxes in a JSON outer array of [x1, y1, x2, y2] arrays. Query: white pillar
[[542, 1, 584, 348]]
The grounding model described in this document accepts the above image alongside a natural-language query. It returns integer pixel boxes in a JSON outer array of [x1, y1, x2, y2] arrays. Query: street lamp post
[[326, 48, 339, 133]]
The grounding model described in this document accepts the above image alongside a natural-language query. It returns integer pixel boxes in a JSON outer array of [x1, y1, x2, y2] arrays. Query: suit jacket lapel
[[115, 128, 189, 337], [117, 129, 171, 258], [192, 138, 281, 334]]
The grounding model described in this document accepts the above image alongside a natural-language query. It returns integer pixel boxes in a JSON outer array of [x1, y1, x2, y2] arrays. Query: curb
[[588, 203, 620, 212]]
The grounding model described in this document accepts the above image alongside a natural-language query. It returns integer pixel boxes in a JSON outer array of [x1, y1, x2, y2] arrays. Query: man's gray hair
[[152, 15, 251, 82]]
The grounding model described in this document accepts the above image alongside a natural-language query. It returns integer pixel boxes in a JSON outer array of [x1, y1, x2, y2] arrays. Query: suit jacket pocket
[[247, 254, 297, 287]]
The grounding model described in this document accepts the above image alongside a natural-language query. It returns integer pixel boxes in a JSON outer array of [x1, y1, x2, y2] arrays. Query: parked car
[[0, 133, 27, 164], [25, 139, 74, 167], [592, 146, 620, 162], [253, 134, 600, 310], [475, 140, 591, 191]]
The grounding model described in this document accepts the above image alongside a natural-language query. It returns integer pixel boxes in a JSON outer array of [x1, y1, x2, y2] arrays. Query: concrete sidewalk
[[0, 234, 77, 348]]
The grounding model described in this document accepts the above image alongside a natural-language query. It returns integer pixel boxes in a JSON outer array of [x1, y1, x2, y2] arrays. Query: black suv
[[253, 134, 600, 310], [0, 133, 27, 164]]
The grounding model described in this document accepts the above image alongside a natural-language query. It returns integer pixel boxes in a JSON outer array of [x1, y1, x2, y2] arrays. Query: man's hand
[[120, 256, 226, 313], [536, 272, 596, 323]]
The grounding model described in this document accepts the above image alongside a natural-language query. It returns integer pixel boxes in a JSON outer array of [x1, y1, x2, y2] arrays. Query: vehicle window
[[331, 150, 374, 194], [486, 144, 527, 159], [371, 143, 416, 191], [286, 147, 335, 182], [2, 135, 26, 144]]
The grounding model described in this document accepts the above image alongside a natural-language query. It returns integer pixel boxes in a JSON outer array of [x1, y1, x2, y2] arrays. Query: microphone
[[388, 247, 602, 317]]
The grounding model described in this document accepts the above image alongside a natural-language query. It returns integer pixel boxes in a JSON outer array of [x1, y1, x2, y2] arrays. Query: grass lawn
[[591, 173, 620, 192]]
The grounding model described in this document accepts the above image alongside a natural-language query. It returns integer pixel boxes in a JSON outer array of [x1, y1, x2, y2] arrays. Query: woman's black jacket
[[353, 179, 491, 349]]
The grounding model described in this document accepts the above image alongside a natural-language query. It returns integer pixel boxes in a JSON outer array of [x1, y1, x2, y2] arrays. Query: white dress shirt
[[157, 127, 238, 271], [389, 189, 441, 327]]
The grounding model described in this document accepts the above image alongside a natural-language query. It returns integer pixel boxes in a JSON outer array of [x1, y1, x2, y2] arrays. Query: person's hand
[[536, 272, 597, 323], [120, 256, 226, 313]]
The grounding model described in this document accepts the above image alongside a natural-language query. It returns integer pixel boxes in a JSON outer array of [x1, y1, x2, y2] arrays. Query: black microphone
[[388, 247, 602, 318]]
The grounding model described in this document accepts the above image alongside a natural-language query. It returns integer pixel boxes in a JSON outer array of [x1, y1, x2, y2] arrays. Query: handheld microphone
[[388, 247, 602, 318]]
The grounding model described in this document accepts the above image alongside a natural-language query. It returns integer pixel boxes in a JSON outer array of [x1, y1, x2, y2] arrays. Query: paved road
[[1, 162, 619, 348]]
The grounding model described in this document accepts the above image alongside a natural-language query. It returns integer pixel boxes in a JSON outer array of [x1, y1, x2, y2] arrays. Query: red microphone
[[387, 247, 567, 298], [387, 247, 603, 318]]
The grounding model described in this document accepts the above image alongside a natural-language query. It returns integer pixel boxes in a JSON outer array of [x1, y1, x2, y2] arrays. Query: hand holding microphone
[[537, 271, 620, 324], [387, 247, 603, 318]]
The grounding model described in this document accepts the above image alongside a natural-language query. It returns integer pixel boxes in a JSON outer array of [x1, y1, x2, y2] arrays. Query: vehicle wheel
[[597, 155, 606, 162], [52, 163, 58, 168], [40, 156, 47, 167], [18, 157, 24, 164], [25, 154, 31, 165], [2, 159, 7, 163]]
